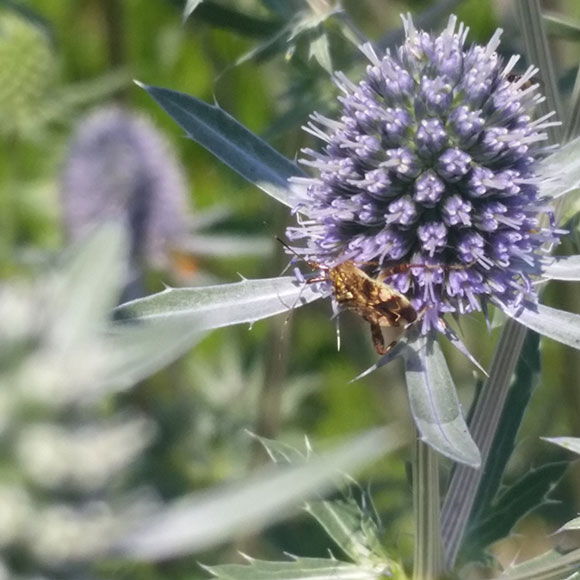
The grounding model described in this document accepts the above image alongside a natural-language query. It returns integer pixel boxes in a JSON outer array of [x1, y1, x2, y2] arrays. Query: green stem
[[413, 435, 444, 580]]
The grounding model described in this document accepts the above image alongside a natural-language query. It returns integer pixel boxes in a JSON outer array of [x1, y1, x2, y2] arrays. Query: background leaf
[[138, 84, 306, 209], [115, 427, 405, 560], [250, 433, 311, 463], [305, 499, 389, 566], [404, 336, 481, 467], [184, 0, 204, 20], [544, 437, 580, 456], [51, 224, 126, 346], [463, 462, 568, 561], [543, 12, 580, 41], [496, 547, 580, 580], [176, 0, 279, 37]]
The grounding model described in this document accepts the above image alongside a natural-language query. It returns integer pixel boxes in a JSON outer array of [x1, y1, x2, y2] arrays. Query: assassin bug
[[276, 238, 418, 355]]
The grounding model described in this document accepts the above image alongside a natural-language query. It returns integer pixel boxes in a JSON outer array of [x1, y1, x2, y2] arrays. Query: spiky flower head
[[287, 15, 560, 333]]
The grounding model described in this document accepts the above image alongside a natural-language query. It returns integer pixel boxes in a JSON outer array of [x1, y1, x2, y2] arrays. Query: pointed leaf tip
[[543, 436, 580, 456], [506, 302, 580, 351], [184, 0, 204, 21], [142, 84, 306, 208]]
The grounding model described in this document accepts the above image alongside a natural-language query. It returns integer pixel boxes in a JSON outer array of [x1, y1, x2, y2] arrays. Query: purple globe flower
[[287, 15, 560, 335]]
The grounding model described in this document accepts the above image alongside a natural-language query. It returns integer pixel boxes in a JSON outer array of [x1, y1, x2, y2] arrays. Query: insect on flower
[[310, 260, 479, 355], [277, 238, 418, 355], [286, 14, 562, 338], [320, 260, 418, 355]]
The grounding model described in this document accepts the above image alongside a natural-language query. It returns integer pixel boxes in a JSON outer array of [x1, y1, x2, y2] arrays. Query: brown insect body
[[311, 260, 418, 355], [275, 237, 419, 355]]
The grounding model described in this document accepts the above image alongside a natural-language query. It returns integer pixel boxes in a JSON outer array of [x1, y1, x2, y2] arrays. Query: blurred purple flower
[[61, 106, 190, 273]]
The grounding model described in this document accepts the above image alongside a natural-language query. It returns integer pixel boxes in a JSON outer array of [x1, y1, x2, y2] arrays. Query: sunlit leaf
[[404, 336, 481, 467], [114, 427, 404, 560], [557, 516, 580, 532], [289, 6, 334, 38], [253, 437, 400, 573], [542, 255, 580, 280], [184, 0, 204, 20], [249, 433, 310, 463], [496, 547, 580, 579], [505, 303, 580, 350], [138, 83, 306, 208], [206, 557, 386, 580], [538, 136, 580, 199], [51, 224, 126, 349], [100, 320, 206, 394], [543, 436, 580, 456], [114, 276, 321, 329], [309, 32, 332, 73], [306, 499, 389, 566]]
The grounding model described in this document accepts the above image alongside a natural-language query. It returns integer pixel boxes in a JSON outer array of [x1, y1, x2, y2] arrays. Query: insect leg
[[370, 324, 397, 355], [306, 275, 331, 284]]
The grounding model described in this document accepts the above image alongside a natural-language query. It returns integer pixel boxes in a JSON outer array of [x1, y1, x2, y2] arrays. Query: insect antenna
[[274, 236, 324, 274], [273, 237, 321, 351], [274, 236, 342, 350]]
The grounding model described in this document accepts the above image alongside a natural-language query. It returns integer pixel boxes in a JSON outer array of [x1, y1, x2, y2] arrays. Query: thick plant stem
[[413, 435, 444, 580]]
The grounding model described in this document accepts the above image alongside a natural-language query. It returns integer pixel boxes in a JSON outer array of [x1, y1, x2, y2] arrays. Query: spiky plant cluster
[[0, 253, 153, 579], [288, 15, 560, 332]]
